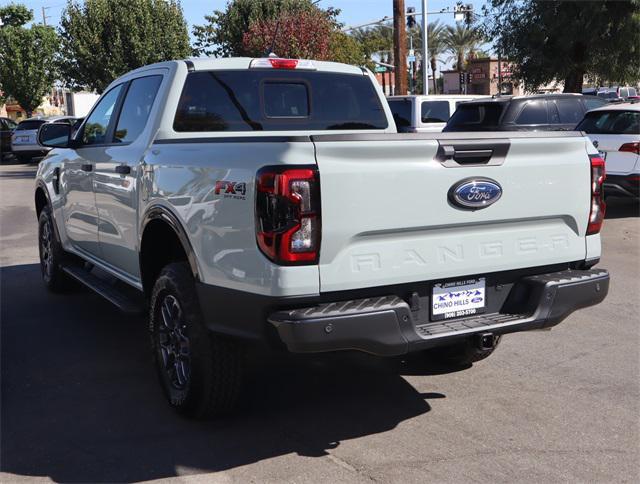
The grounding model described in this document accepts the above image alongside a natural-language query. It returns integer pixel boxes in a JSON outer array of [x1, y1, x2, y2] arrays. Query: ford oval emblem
[[449, 178, 503, 210]]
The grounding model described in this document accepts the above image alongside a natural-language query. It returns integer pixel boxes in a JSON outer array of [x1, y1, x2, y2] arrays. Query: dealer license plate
[[431, 278, 486, 321]]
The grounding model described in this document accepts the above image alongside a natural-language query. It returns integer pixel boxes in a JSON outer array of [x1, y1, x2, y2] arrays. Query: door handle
[[115, 165, 131, 175], [81, 164, 92, 172]]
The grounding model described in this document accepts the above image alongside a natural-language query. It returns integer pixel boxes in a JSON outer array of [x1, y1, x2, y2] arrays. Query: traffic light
[[465, 4, 474, 25], [459, 72, 465, 86], [407, 7, 416, 28]]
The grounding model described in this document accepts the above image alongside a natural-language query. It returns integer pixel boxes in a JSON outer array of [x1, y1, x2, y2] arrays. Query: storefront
[[443, 58, 522, 96]]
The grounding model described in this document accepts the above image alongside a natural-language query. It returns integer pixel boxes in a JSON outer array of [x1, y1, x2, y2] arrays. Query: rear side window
[[421, 101, 449, 123], [114, 75, 162, 143], [515, 100, 548, 124], [174, 70, 387, 132], [629, 88, 638, 97], [445, 103, 505, 129], [552, 98, 584, 124], [576, 110, 640, 134], [16, 120, 45, 131], [388, 100, 412, 128]]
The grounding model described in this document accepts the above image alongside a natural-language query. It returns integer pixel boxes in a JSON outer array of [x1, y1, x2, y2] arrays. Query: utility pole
[[393, 0, 408, 95], [421, 0, 428, 94], [41, 6, 50, 26]]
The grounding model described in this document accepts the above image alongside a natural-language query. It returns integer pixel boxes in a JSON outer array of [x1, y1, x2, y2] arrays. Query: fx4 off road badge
[[214, 181, 247, 200]]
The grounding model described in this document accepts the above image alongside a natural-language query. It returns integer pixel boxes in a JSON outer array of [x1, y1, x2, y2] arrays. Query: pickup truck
[[35, 57, 610, 419]]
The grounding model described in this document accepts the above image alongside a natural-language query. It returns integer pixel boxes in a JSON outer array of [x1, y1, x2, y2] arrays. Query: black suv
[[443, 94, 607, 132]]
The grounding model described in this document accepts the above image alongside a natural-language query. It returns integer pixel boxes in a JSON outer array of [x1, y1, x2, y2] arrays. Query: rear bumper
[[268, 269, 609, 356], [604, 174, 640, 198]]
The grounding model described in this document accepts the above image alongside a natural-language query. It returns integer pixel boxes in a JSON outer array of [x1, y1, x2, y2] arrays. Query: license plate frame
[[430, 278, 487, 321]]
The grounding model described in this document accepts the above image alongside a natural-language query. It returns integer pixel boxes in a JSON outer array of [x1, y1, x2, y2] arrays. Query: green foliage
[[0, 3, 33, 27], [0, 22, 58, 114], [445, 24, 482, 72], [329, 32, 370, 69], [193, 0, 340, 57], [483, 0, 640, 92], [58, 0, 191, 92], [427, 20, 447, 93]]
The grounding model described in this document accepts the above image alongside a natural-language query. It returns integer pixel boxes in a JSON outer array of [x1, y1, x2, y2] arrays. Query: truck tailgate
[[312, 133, 591, 293]]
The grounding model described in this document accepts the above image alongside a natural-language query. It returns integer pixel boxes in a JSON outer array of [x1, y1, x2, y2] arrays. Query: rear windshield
[[576, 110, 640, 134], [387, 99, 412, 128], [444, 103, 505, 130], [173, 70, 388, 132], [16, 120, 46, 131]]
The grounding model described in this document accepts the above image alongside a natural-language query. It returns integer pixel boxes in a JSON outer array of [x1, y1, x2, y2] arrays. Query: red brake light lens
[[587, 154, 606, 235], [268, 58, 299, 69], [256, 166, 320, 264], [619, 142, 640, 155]]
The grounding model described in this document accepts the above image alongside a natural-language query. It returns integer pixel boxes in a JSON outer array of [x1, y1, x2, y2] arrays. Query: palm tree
[[445, 24, 481, 72], [427, 20, 447, 94]]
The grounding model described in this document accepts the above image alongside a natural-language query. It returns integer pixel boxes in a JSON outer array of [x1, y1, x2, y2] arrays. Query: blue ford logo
[[449, 178, 503, 210]]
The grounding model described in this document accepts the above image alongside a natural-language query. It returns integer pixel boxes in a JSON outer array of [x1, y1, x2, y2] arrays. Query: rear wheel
[[149, 262, 244, 419], [38, 206, 72, 292]]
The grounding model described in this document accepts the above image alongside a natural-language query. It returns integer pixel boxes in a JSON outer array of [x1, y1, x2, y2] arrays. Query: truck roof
[[118, 57, 366, 80]]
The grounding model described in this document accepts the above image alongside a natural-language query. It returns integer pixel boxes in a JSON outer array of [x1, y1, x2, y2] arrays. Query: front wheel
[[38, 206, 72, 292], [149, 262, 244, 419]]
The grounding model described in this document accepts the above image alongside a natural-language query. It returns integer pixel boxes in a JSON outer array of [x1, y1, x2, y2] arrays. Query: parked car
[[1, 116, 18, 156], [443, 93, 607, 132], [35, 57, 609, 418], [577, 102, 640, 198], [11, 116, 80, 162], [387, 95, 489, 132]]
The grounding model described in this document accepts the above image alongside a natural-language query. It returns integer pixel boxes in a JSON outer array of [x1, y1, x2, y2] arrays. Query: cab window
[[114, 75, 162, 143], [421, 101, 450, 123], [82, 85, 123, 145]]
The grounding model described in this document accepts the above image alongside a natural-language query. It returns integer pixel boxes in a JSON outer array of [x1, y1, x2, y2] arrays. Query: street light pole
[[421, 0, 428, 94], [393, 0, 408, 95]]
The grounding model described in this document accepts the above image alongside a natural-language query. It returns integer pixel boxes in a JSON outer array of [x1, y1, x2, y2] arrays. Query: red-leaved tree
[[242, 9, 333, 59]]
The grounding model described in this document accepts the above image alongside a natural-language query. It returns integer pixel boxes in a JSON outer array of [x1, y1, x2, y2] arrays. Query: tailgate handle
[[452, 149, 494, 164], [437, 140, 510, 167]]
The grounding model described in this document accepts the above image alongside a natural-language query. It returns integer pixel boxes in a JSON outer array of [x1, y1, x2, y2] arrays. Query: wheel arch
[[139, 205, 200, 296], [34, 181, 50, 219]]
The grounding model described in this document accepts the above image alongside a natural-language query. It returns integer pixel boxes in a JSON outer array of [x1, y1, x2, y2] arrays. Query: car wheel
[[424, 335, 502, 367], [38, 206, 72, 292], [149, 262, 244, 419]]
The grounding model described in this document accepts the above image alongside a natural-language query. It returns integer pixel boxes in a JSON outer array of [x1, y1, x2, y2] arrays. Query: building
[[442, 58, 522, 96], [0, 88, 98, 121]]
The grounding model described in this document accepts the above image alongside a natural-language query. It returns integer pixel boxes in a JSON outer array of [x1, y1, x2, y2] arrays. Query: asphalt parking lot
[[1, 159, 639, 483]]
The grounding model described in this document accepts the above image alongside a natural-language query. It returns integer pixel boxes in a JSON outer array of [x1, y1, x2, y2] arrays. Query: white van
[[387, 94, 490, 133]]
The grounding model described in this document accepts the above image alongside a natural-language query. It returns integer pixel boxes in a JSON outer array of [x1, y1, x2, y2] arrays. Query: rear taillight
[[249, 58, 316, 70], [619, 142, 640, 155], [256, 166, 320, 264], [587, 154, 606, 235]]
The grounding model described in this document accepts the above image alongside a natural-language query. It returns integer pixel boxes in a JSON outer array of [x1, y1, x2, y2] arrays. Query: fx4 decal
[[214, 181, 247, 200]]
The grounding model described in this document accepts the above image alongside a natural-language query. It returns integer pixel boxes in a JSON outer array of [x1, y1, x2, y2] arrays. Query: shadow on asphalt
[[1, 263, 446, 482], [605, 196, 640, 219]]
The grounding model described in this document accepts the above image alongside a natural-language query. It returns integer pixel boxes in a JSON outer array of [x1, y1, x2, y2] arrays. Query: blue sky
[[8, 0, 486, 36]]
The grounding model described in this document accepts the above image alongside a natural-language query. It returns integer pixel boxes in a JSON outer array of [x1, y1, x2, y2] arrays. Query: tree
[[427, 20, 447, 94], [193, 0, 340, 57], [329, 31, 369, 68], [0, 3, 32, 27], [241, 9, 333, 58], [0, 6, 59, 116], [445, 24, 481, 72], [58, 0, 191, 92], [483, 0, 640, 92]]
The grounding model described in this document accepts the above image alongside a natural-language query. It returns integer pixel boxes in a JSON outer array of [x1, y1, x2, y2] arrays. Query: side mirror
[[38, 123, 73, 148]]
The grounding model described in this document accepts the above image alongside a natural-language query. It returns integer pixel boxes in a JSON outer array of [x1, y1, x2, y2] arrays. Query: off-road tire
[[149, 262, 244, 419], [426, 335, 502, 367], [38, 206, 73, 292]]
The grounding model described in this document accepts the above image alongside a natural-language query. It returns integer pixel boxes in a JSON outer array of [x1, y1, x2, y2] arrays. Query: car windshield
[[576, 110, 640, 134], [444, 102, 506, 131], [16, 120, 46, 131], [174, 70, 388, 132]]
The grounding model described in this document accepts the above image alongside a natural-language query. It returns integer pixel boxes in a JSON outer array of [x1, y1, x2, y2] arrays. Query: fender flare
[[139, 205, 200, 282]]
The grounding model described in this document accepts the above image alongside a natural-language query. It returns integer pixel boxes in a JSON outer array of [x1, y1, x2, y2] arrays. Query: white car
[[387, 94, 490, 132], [577, 102, 640, 198], [11, 116, 80, 162]]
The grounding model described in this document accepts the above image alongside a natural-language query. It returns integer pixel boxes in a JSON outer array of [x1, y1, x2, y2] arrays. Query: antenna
[[266, 17, 281, 57]]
